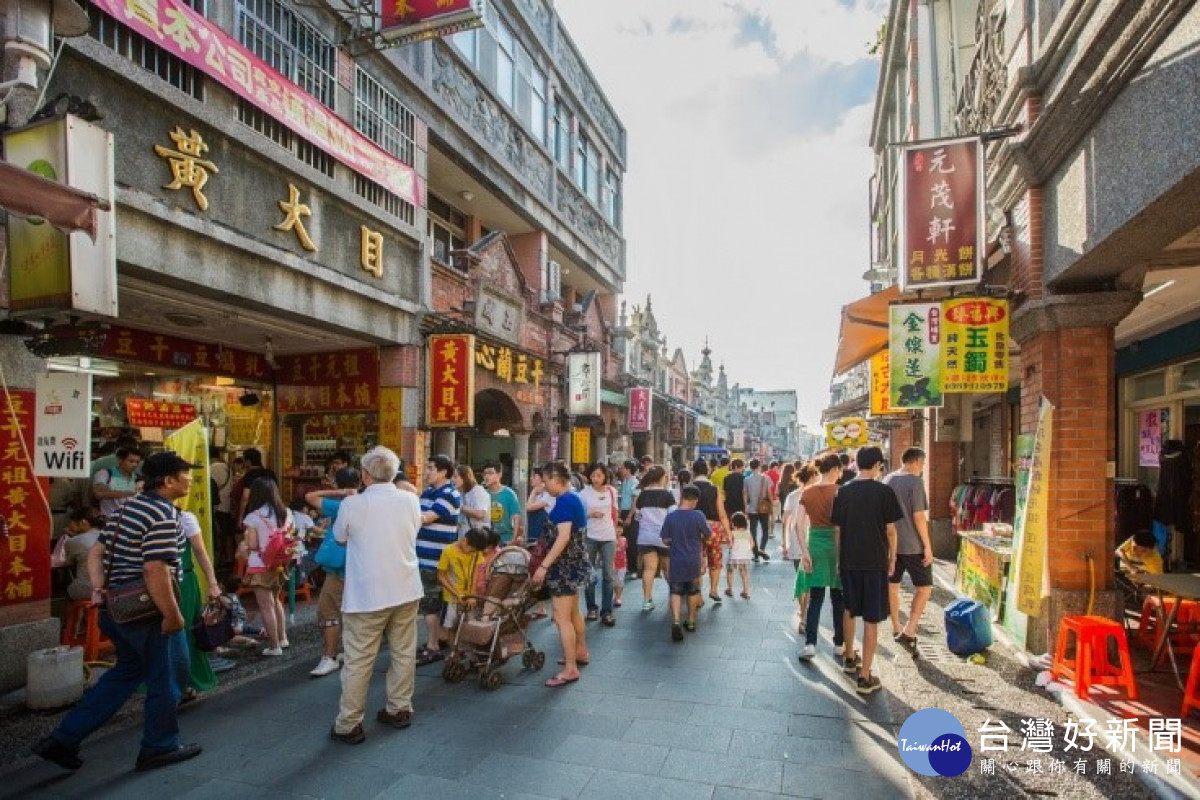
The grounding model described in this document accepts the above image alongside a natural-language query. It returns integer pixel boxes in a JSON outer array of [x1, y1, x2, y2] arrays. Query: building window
[[496, 21, 516, 107], [553, 100, 572, 170], [354, 174, 416, 226], [236, 0, 337, 110], [575, 132, 589, 192], [355, 68, 417, 167], [86, 1, 205, 100], [450, 27, 479, 66], [603, 167, 621, 228], [237, 98, 335, 178], [428, 193, 468, 268]]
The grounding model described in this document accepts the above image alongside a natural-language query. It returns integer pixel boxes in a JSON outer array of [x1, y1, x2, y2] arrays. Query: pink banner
[[627, 387, 651, 433], [94, 0, 420, 206]]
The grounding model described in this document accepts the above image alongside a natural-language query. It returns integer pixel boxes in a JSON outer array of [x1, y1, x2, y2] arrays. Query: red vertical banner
[[0, 391, 52, 606], [427, 334, 475, 427], [627, 387, 652, 433], [899, 136, 983, 292]]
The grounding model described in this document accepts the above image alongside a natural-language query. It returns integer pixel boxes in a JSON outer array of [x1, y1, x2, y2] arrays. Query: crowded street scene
[[1, 0, 1200, 798]]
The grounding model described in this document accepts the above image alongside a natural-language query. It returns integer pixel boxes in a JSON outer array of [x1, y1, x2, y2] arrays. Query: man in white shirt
[[330, 446, 423, 745]]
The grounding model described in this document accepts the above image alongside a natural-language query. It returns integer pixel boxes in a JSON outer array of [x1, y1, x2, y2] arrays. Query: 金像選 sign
[[899, 137, 983, 292], [889, 302, 944, 409], [942, 298, 1009, 393], [428, 334, 475, 427], [627, 387, 651, 433]]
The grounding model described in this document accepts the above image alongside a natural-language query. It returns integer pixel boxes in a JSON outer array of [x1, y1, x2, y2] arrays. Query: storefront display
[[952, 478, 1017, 618]]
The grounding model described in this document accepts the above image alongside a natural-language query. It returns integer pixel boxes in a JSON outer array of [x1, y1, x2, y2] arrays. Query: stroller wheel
[[480, 669, 503, 691], [532, 651, 546, 671], [443, 661, 466, 683], [521, 651, 532, 669]]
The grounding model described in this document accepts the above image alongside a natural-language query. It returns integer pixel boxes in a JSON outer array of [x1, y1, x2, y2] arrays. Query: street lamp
[[2, 0, 88, 92]]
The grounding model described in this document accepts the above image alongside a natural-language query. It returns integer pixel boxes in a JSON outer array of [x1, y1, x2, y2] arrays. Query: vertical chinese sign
[[571, 427, 591, 466], [899, 137, 983, 292], [379, 388, 404, 454], [627, 387, 651, 433], [1, 391, 51, 606], [869, 352, 903, 417], [1016, 399, 1053, 617], [889, 303, 943, 409], [427, 334, 475, 427], [667, 408, 686, 444], [942, 298, 1009, 392], [567, 352, 601, 417], [1139, 408, 1167, 468]]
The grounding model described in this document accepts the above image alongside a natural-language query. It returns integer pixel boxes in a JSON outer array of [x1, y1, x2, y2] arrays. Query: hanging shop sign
[[957, 535, 1010, 614], [91, 0, 419, 206], [4, 115, 116, 318], [941, 298, 1009, 393], [475, 340, 545, 391], [97, 326, 270, 382], [1139, 408, 1167, 468], [125, 398, 197, 430], [698, 421, 716, 445], [428, 334, 475, 427], [571, 427, 591, 465], [732, 428, 745, 450], [379, 0, 485, 46], [165, 420, 213, 598], [899, 136, 983, 292], [1016, 399, 1053, 617], [34, 372, 92, 478], [567, 352, 602, 417], [277, 349, 381, 414], [627, 387, 652, 433], [0, 391, 52, 606], [825, 417, 869, 449], [869, 351, 904, 417], [888, 302, 944, 409], [668, 408, 686, 445], [379, 387, 404, 455]]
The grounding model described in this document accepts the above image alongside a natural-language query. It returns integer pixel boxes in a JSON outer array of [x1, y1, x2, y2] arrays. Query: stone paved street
[[0, 542, 914, 800]]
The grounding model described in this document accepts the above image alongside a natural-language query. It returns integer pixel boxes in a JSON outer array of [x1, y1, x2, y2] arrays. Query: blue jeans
[[806, 587, 845, 647], [52, 609, 189, 756], [584, 538, 616, 615]]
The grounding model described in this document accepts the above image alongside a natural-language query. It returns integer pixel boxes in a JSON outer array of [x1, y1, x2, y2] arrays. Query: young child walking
[[728, 512, 754, 599], [613, 532, 627, 608], [661, 485, 712, 641]]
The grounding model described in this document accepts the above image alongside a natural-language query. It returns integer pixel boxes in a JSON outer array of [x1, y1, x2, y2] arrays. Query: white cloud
[[555, 1, 885, 429]]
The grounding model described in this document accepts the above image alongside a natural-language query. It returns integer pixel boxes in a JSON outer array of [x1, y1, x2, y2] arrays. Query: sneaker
[[601, 613, 616, 627], [683, 620, 696, 633], [842, 653, 861, 674], [799, 644, 816, 661], [33, 737, 81, 770], [310, 656, 342, 677], [895, 632, 918, 655], [642, 600, 655, 612], [671, 623, 684, 642], [760, 552, 771, 561], [329, 724, 366, 745], [376, 708, 413, 729], [856, 674, 883, 695], [134, 743, 203, 772], [262, 646, 284, 657]]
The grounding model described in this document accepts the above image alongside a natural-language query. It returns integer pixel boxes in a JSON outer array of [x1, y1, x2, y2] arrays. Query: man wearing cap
[[36, 451, 203, 773]]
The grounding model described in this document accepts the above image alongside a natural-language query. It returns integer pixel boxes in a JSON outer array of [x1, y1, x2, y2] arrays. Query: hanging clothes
[[1155, 440, 1193, 533], [1116, 483, 1154, 543]]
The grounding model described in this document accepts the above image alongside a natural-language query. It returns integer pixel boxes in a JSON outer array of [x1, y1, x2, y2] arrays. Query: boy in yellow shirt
[[437, 528, 488, 636], [1116, 529, 1164, 575]]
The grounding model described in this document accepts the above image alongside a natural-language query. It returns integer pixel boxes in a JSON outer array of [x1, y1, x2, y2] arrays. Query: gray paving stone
[[532, 708, 633, 742], [781, 762, 913, 799], [462, 752, 596, 798], [688, 704, 792, 735], [659, 749, 783, 794], [623, 717, 734, 754], [260, 759, 403, 798], [549, 733, 670, 776], [579, 768, 716, 800], [711, 788, 795, 800], [652, 681, 745, 707], [569, 674, 662, 699]]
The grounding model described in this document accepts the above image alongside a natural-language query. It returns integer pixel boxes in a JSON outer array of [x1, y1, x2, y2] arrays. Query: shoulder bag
[[104, 508, 181, 624], [755, 477, 773, 516]]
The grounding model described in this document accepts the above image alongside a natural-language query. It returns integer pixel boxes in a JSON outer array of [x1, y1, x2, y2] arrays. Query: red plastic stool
[[1137, 597, 1200, 651], [61, 599, 111, 662], [1052, 615, 1139, 700], [1182, 646, 1200, 717]]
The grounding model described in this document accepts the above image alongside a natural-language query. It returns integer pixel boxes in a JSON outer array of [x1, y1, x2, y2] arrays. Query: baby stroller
[[442, 546, 546, 690]]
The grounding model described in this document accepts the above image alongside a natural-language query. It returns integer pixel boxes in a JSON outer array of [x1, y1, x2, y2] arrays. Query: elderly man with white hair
[[329, 446, 424, 745]]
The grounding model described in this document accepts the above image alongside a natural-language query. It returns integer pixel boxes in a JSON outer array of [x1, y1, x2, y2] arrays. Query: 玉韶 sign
[[899, 137, 983, 292]]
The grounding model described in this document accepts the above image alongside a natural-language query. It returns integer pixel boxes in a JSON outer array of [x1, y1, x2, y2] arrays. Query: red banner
[[900, 137, 983, 292], [125, 398, 198, 429], [277, 349, 380, 414], [627, 387, 651, 433], [379, 0, 483, 44], [97, 326, 271, 383], [427, 334, 474, 427], [0, 391, 52, 606], [92, 0, 420, 206]]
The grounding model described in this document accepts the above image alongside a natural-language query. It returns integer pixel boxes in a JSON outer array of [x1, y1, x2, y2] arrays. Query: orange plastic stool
[[1052, 615, 1139, 700], [61, 599, 111, 662], [1137, 597, 1200, 651], [1182, 646, 1200, 717]]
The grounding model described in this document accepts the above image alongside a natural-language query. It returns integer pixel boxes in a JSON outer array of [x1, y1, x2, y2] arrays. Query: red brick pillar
[[380, 345, 423, 478]]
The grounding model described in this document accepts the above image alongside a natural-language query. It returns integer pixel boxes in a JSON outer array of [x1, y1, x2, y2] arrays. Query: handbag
[[313, 531, 347, 573], [103, 508, 181, 624], [192, 600, 235, 652], [755, 478, 773, 515]]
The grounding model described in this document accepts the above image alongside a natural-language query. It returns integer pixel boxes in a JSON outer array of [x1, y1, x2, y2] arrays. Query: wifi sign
[[62, 438, 78, 451]]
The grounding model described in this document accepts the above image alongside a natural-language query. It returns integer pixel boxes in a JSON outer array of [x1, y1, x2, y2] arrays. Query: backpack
[[259, 513, 298, 570]]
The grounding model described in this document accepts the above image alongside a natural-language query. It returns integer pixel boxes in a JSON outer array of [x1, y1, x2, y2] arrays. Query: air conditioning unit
[[540, 260, 561, 304]]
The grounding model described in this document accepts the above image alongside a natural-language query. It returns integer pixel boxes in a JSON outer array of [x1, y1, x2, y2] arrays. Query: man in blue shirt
[[417, 454, 460, 665]]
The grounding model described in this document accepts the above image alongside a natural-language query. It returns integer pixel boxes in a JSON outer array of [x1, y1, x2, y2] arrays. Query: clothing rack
[[968, 476, 1014, 485]]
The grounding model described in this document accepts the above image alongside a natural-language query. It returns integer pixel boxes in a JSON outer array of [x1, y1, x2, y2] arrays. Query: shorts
[[669, 579, 702, 597], [889, 553, 933, 587], [638, 545, 670, 557], [317, 573, 344, 626], [840, 569, 890, 623], [242, 569, 285, 592], [419, 570, 445, 617], [615, 568, 627, 587]]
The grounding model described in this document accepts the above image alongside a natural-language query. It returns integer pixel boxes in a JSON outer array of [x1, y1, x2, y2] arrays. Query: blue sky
[[556, 0, 887, 429]]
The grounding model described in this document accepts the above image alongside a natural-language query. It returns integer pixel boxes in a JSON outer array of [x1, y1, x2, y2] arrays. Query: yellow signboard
[[1016, 399, 1053, 616], [572, 427, 591, 465], [870, 352, 904, 416], [824, 417, 869, 449], [942, 297, 1009, 393], [379, 387, 404, 454], [165, 421, 212, 598]]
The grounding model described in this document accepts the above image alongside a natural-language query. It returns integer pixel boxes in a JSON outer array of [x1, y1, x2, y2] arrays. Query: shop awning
[[0, 161, 109, 239], [833, 285, 899, 375]]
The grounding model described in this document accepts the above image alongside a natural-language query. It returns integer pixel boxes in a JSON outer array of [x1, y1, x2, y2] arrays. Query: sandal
[[586, 609, 599, 621], [178, 688, 200, 708], [557, 657, 590, 666], [416, 647, 443, 666], [545, 675, 579, 688]]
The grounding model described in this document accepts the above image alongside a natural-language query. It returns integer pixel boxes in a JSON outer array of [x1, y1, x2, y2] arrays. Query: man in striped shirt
[[36, 451, 202, 773], [416, 453, 461, 665]]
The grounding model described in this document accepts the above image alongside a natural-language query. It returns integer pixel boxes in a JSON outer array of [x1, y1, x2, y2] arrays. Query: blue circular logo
[[897, 709, 973, 776]]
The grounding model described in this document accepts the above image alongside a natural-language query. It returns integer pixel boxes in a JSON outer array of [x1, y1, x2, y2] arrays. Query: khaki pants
[[334, 599, 419, 733]]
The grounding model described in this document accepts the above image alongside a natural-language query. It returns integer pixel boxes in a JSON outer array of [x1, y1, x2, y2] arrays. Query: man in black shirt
[[722, 458, 746, 518], [832, 446, 903, 696]]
